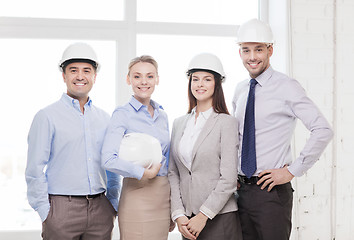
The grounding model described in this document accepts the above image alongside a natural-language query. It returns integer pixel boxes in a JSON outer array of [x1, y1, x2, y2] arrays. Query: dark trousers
[[182, 211, 243, 240], [238, 182, 293, 240], [42, 194, 116, 240]]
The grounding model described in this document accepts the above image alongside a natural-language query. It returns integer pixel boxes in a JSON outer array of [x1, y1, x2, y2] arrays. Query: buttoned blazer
[[168, 111, 239, 220]]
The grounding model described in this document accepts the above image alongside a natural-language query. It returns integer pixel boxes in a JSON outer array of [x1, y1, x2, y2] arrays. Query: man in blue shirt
[[25, 42, 120, 240]]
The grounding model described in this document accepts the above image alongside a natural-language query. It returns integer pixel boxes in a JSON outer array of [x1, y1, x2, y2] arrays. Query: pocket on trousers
[[275, 183, 293, 207], [43, 197, 54, 224]]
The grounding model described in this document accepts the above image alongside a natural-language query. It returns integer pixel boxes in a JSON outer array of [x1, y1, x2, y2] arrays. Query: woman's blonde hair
[[128, 55, 158, 75]]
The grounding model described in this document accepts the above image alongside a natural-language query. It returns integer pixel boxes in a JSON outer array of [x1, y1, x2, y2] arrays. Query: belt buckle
[[244, 177, 252, 185], [238, 176, 246, 184], [238, 175, 255, 185]]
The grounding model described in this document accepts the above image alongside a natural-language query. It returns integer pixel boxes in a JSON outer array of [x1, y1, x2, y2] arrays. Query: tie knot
[[250, 79, 257, 88]]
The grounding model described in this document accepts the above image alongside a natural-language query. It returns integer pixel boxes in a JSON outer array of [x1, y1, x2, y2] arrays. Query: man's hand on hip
[[257, 166, 294, 192]]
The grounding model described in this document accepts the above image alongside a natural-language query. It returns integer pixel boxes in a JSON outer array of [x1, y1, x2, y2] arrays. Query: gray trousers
[[238, 182, 294, 240], [42, 193, 116, 240], [182, 211, 243, 240]]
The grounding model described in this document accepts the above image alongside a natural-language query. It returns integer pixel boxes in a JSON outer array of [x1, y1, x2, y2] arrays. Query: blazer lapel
[[191, 112, 219, 162], [174, 114, 192, 170]]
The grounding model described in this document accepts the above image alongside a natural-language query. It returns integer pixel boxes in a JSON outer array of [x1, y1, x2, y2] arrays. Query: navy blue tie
[[241, 79, 257, 178]]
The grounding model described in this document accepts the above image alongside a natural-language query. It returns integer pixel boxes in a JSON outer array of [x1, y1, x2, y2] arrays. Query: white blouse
[[179, 107, 213, 169]]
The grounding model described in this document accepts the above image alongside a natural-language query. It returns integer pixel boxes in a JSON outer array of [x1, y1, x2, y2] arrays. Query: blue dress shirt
[[101, 96, 170, 180], [25, 93, 120, 222]]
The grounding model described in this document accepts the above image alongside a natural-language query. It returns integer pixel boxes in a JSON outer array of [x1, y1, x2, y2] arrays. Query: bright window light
[[138, 0, 258, 25], [0, 0, 124, 20]]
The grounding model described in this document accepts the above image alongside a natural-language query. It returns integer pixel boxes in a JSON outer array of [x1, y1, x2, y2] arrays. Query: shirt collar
[[191, 106, 214, 120], [129, 95, 164, 112], [60, 93, 92, 108], [252, 65, 274, 87]]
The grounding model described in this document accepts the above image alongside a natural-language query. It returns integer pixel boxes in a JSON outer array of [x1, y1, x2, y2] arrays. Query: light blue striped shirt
[[26, 93, 120, 222], [101, 96, 170, 179]]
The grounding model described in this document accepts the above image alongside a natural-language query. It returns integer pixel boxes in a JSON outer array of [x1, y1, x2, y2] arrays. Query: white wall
[[335, 1, 354, 238], [279, 0, 354, 239]]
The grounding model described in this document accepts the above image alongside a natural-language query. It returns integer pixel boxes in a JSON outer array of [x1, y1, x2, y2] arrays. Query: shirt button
[[88, 158, 92, 161]]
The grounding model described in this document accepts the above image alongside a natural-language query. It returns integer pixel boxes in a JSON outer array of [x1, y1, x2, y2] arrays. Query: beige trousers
[[118, 176, 171, 240]]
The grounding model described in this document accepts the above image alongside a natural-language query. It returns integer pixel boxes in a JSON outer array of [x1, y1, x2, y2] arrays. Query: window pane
[[137, 34, 249, 125], [138, 0, 258, 25], [0, 39, 115, 230], [0, 0, 124, 20]]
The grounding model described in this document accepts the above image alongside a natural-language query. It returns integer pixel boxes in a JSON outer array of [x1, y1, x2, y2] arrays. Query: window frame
[[0, 0, 268, 106], [0, 1, 292, 238]]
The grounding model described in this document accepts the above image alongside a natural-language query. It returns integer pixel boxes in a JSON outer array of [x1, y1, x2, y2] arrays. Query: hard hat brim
[[59, 58, 99, 72]]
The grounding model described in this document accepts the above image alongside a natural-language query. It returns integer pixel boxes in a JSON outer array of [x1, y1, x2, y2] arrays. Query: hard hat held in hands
[[119, 133, 162, 168]]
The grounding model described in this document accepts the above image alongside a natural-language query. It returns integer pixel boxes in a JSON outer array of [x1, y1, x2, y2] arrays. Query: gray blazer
[[168, 111, 239, 220]]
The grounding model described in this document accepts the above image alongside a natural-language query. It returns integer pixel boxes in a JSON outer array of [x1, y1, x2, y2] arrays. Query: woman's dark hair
[[187, 70, 229, 115]]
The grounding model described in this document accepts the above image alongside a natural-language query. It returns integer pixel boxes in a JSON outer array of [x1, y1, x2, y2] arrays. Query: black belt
[[50, 192, 104, 200], [238, 175, 260, 185]]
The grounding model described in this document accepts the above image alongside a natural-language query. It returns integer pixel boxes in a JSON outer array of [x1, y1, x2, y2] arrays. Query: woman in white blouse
[[168, 53, 242, 240]]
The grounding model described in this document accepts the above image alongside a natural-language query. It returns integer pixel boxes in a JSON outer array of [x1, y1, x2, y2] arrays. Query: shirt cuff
[[172, 214, 185, 222], [200, 205, 216, 220], [171, 209, 186, 222], [199, 210, 212, 220], [135, 166, 145, 180], [288, 160, 306, 177], [37, 203, 50, 222]]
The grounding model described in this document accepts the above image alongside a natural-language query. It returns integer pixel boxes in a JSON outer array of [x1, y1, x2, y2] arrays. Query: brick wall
[[290, 0, 354, 239]]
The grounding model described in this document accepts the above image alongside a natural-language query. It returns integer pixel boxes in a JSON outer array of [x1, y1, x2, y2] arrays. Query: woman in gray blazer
[[168, 53, 242, 240]]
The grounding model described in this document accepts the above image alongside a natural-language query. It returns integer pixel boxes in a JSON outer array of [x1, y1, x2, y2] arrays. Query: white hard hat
[[119, 133, 162, 168], [187, 53, 226, 81], [59, 42, 100, 72], [236, 18, 274, 44]]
